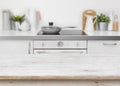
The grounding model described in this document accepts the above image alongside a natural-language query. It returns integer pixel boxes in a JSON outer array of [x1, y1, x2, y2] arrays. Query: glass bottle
[[113, 15, 119, 31]]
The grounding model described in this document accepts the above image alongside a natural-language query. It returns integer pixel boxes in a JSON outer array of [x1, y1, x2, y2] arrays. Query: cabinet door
[[88, 40, 120, 54], [0, 40, 29, 54]]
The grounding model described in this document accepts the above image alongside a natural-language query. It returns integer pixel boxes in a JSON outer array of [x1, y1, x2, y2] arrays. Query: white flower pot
[[14, 22, 20, 31]]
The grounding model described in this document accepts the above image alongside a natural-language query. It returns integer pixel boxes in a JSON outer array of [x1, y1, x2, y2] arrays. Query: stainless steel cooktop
[[37, 30, 87, 35]]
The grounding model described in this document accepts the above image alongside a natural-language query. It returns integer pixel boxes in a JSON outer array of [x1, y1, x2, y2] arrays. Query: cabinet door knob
[[76, 42, 79, 47], [57, 41, 63, 47], [42, 42, 45, 47]]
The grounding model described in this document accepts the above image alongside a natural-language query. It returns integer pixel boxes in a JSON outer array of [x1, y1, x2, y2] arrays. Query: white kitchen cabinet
[[88, 40, 120, 54], [0, 40, 30, 54]]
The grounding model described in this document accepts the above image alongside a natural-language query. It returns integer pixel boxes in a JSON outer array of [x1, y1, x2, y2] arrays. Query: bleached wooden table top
[[0, 53, 120, 80]]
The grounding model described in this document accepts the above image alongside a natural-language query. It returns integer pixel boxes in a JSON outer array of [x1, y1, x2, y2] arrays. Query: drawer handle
[[36, 51, 46, 54], [103, 43, 117, 46], [28, 42, 31, 54]]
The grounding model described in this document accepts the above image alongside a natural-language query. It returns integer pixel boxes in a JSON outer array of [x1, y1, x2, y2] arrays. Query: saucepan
[[41, 22, 77, 34], [41, 22, 61, 34]]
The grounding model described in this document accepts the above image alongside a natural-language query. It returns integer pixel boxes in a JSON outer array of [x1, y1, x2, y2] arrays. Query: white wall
[[0, 0, 120, 28]]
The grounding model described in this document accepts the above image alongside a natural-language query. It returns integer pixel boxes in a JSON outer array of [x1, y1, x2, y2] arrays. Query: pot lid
[[42, 22, 60, 28]]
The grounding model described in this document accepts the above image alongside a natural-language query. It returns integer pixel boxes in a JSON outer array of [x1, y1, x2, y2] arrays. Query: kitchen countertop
[[0, 30, 120, 40], [0, 53, 120, 80]]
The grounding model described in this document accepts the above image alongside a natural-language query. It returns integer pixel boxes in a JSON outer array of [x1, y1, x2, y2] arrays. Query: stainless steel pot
[[98, 22, 108, 31], [41, 22, 61, 34]]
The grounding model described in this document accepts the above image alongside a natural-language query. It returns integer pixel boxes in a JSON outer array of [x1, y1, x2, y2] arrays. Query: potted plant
[[96, 13, 110, 31], [11, 15, 25, 31]]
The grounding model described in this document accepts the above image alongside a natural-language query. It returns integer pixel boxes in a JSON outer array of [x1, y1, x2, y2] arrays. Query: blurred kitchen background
[[0, 0, 120, 31]]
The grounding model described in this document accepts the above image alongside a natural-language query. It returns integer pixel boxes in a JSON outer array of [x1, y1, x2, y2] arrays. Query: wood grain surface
[[0, 76, 120, 81], [0, 54, 120, 80]]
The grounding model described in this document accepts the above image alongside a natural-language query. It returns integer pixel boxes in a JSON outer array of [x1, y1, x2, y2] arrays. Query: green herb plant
[[96, 13, 110, 23], [10, 15, 25, 24]]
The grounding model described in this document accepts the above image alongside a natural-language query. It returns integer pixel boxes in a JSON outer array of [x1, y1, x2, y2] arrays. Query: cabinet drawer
[[0, 40, 29, 54], [88, 40, 120, 54], [33, 41, 87, 48]]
